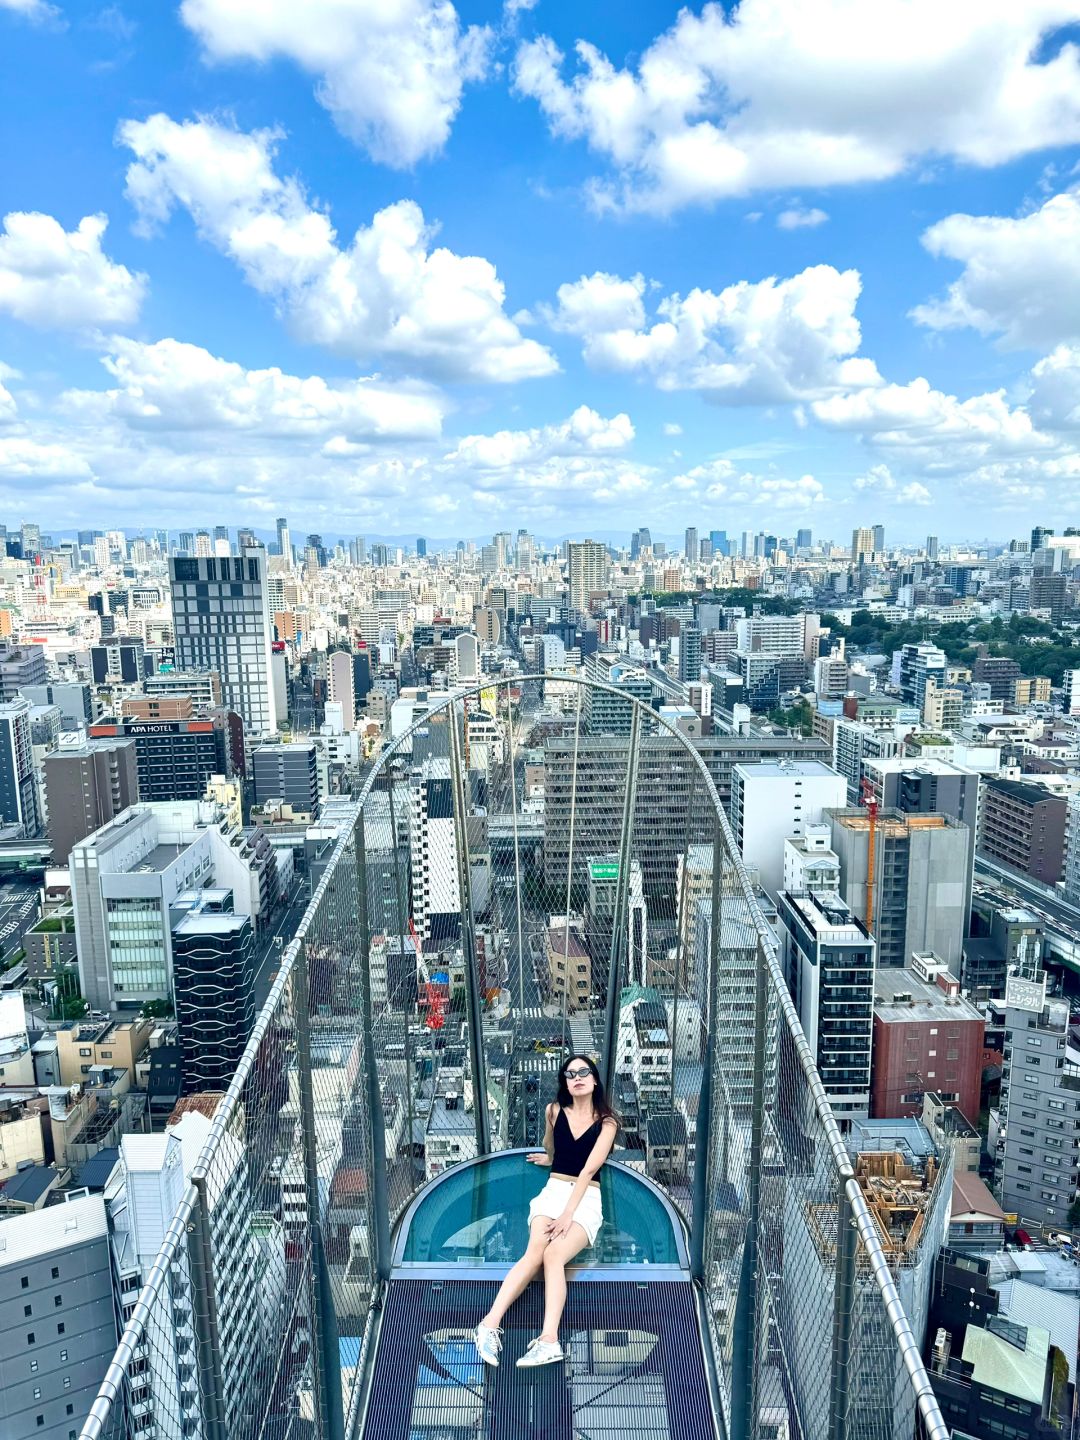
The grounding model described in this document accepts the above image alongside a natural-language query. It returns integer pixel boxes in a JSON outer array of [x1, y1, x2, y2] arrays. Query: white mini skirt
[[528, 1176, 603, 1246]]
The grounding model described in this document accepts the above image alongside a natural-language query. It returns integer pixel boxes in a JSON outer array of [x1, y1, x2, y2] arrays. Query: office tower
[[193, 529, 212, 557], [88, 713, 237, 802], [78, 528, 96, 548], [480, 542, 499, 574], [176, 530, 193, 555], [851, 526, 874, 564], [684, 526, 699, 563], [567, 539, 608, 614], [709, 529, 728, 557], [169, 552, 278, 735], [20, 521, 41, 558], [763, 533, 778, 559], [778, 890, 875, 1121], [730, 760, 847, 898], [350, 535, 366, 566], [43, 739, 139, 865], [20, 681, 93, 728], [409, 757, 460, 942], [70, 804, 261, 1013], [872, 523, 885, 554], [796, 528, 812, 550], [1030, 524, 1054, 553], [212, 525, 231, 557], [327, 650, 356, 729], [90, 635, 145, 685], [492, 531, 511, 568], [870, 953, 984, 1125], [369, 542, 389, 567], [252, 740, 319, 813], [416, 536, 427, 558], [897, 641, 947, 709], [275, 516, 291, 562], [0, 699, 42, 836], [978, 778, 1067, 885], [925, 534, 939, 561], [236, 527, 256, 552], [171, 893, 254, 1093], [996, 972, 1080, 1229], [0, 642, 47, 699], [828, 807, 970, 970], [0, 1195, 116, 1439], [678, 623, 702, 682]]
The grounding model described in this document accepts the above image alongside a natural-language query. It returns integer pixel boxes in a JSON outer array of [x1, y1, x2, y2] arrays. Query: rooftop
[[0, 1193, 107, 1266], [962, 1318, 1049, 1406], [951, 1173, 1006, 1224], [874, 968, 982, 1024]]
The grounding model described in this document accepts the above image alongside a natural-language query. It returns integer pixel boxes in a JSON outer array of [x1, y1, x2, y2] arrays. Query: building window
[[21, 1276, 28, 1289], [24, 1304, 31, 1317], [27, 1333, 35, 1345], [57, 1323, 65, 1335], [59, 1350, 67, 1362], [51, 1267, 59, 1280]]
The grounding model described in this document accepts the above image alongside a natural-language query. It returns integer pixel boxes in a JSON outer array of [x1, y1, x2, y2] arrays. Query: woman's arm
[[526, 1102, 555, 1166], [548, 1118, 617, 1237]]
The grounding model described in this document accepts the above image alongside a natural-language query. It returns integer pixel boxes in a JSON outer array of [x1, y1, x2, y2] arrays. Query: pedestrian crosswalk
[[517, 1053, 560, 1073], [516, 1006, 549, 1021]]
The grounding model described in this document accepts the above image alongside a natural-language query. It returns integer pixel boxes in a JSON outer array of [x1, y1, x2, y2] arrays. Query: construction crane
[[408, 916, 447, 1030], [859, 775, 879, 933]]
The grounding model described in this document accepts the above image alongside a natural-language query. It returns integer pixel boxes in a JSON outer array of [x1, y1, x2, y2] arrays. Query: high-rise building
[[684, 526, 699, 564], [678, 623, 702, 683], [88, 714, 237, 802], [43, 739, 139, 865], [778, 890, 875, 1121], [275, 516, 291, 562], [828, 807, 970, 970], [409, 757, 460, 943], [89, 635, 145, 686], [1030, 525, 1054, 553], [252, 741, 319, 814], [327, 650, 357, 729], [0, 1195, 117, 1440], [978, 778, 1067, 886], [1030, 571, 1067, 622], [193, 529, 212, 557], [871, 954, 984, 1125], [926, 534, 939, 561], [1063, 668, 1080, 717], [177, 530, 194, 555], [995, 972, 1080, 1230], [730, 760, 847, 899], [851, 526, 875, 564], [710, 529, 728, 557], [567, 539, 608, 614], [169, 552, 278, 734], [0, 699, 42, 836], [20, 521, 41, 558], [171, 891, 255, 1093], [0, 642, 47, 700], [871, 523, 885, 554], [796, 528, 812, 550], [416, 536, 427, 558], [898, 641, 947, 709]]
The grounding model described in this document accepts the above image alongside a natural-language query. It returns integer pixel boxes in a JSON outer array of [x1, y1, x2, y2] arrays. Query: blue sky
[[3, 0, 1080, 545]]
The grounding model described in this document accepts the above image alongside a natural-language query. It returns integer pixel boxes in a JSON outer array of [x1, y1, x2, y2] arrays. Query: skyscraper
[[1030, 524, 1054, 553], [567, 540, 608, 614], [0, 698, 42, 836], [169, 551, 278, 734], [276, 516, 291, 563], [796, 528, 812, 549], [684, 526, 699, 563], [871, 523, 885, 554], [709, 529, 727, 557], [851, 526, 874, 564], [416, 537, 427, 558], [926, 534, 939, 561]]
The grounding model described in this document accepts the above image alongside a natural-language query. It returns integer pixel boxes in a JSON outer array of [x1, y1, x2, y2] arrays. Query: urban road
[[973, 855, 1080, 980]]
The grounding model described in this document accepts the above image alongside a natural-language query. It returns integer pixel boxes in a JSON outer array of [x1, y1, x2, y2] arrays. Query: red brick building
[[871, 954, 985, 1126]]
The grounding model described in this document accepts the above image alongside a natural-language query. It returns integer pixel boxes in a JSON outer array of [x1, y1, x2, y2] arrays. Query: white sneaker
[[516, 1339, 563, 1367], [474, 1324, 503, 1367]]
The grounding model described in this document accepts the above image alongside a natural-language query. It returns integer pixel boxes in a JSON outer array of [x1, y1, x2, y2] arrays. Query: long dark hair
[[556, 1054, 617, 1126]]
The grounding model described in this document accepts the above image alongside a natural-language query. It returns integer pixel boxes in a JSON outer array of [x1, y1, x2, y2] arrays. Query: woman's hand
[[526, 1152, 552, 1166], [549, 1209, 577, 1239]]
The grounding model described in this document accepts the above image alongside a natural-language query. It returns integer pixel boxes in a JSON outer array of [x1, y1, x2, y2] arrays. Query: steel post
[[602, 702, 642, 1095], [354, 810, 393, 1281]]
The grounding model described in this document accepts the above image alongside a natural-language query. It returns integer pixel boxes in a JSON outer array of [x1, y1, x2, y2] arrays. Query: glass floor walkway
[[358, 1150, 720, 1440]]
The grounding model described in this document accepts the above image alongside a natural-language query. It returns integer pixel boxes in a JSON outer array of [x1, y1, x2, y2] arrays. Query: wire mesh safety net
[[79, 674, 950, 1440]]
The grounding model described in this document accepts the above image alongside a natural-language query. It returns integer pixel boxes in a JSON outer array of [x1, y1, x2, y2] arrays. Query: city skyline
[[3, 3, 1080, 539]]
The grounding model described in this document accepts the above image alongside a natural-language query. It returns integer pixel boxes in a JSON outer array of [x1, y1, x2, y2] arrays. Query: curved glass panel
[[397, 1152, 684, 1267]]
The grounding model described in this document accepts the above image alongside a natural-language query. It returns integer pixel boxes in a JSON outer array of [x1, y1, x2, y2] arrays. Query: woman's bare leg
[[479, 1218, 552, 1329], [537, 1224, 590, 1343]]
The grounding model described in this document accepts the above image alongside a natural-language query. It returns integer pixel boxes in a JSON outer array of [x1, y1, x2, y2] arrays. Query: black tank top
[[551, 1107, 602, 1177]]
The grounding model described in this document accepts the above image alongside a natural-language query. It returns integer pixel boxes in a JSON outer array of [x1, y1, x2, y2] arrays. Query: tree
[[140, 998, 174, 1020]]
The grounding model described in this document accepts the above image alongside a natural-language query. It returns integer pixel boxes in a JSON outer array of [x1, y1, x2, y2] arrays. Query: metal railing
[[81, 674, 950, 1440]]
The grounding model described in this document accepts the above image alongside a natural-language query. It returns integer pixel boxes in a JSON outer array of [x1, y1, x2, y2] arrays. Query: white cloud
[[812, 376, 1050, 469], [514, 2, 1080, 213], [0, 212, 145, 331], [777, 205, 828, 230], [447, 405, 632, 469], [120, 114, 557, 383], [1028, 343, 1080, 429], [179, 0, 491, 168], [0, 381, 16, 424], [852, 462, 933, 504], [663, 421, 682, 435], [0, 0, 60, 22], [0, 436, 93, 479], [547, 263, 881, 402], [672, 456, 825, 507], [912, 187, 1080, 349], [62, 337, 446, 441]]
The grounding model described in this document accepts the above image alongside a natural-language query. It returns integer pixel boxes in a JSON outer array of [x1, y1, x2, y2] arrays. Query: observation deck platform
[[358, 1149, 720, 1440]]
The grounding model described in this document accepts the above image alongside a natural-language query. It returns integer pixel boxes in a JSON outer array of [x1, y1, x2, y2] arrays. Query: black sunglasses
[[564, 1067, 593, 1081]]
